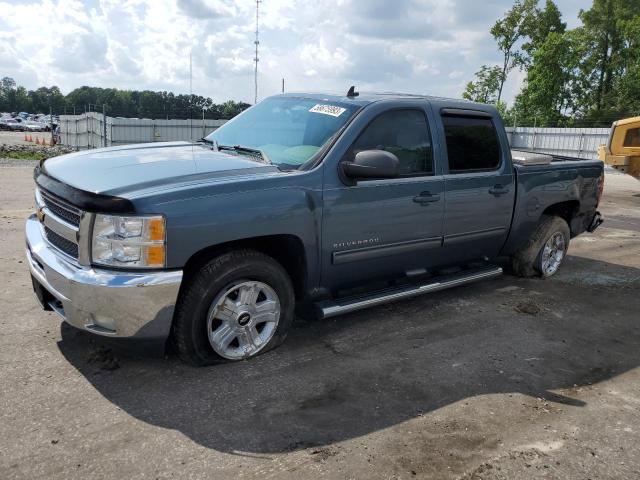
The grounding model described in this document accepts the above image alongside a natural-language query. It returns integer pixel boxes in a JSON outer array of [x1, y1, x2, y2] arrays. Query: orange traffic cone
[[36, 137, 41, 145], [27, 135, 32, 142], [24, 134, 28, 141]]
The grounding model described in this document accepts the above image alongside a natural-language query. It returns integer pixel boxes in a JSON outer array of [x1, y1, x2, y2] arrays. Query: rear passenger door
[[438, 109, 515, 260]]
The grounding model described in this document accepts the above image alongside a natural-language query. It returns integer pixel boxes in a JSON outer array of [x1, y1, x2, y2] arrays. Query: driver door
[[321, 106, 445, 290]]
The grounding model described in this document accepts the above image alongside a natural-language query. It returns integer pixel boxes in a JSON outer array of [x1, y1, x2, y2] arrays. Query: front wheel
[[171, 250, 295, 366]]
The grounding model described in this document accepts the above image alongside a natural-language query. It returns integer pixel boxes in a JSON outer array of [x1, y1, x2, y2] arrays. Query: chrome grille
[[44, 226, 79, 258], [40, 190, 81, 227]]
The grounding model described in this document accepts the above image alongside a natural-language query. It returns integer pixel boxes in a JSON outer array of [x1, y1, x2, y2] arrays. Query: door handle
[[413, 191, 441, 204], [489, 184, 510, 197]]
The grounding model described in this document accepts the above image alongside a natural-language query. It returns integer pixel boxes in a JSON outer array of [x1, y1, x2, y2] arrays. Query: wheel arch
[[180, 234, 308, 300], [541, 200, 580, 236]]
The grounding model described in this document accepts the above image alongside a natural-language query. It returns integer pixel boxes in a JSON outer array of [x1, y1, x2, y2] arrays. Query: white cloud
[[0, 0, 582, 106]]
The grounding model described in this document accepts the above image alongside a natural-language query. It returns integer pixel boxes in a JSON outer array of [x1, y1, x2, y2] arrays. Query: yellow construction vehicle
[[598, 116, 640, 178]]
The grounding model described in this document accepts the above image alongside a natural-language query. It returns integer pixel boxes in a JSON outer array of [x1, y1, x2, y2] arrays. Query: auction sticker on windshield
[[309, 104, 347, 117]]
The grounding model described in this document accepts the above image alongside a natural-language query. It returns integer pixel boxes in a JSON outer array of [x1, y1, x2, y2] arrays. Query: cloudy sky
[[0, 0, 589, 106]]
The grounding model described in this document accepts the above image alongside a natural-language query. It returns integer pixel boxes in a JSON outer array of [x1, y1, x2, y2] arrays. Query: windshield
[[205, 96, 360, 170]]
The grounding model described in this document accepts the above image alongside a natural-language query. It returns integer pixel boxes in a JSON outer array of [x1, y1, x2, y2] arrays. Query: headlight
[[92, 214, 166, 268]]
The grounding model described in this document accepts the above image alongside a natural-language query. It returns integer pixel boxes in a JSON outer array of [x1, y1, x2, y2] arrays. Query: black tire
[[171, 249, 295, 366], [510, 215, 570, 278]]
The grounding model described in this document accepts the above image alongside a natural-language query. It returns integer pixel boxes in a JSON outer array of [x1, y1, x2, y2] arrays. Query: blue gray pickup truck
[[25, 91, 604, 365]]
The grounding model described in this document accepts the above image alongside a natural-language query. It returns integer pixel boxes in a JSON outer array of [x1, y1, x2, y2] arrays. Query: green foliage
[[575, 0, 640, 121], [0, 78, 250, 120], [465, 0, 640, 127], [520, 0, 566, 62], [490, 0, 537, 102], [463, 65, 504, 104], [511, 30, 583, 126]]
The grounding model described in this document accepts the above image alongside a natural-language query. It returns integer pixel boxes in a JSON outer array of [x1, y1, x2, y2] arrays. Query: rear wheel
[[535, 230, 567, 277], [171, 250, 295, 366], [511, 215, 570, 278]]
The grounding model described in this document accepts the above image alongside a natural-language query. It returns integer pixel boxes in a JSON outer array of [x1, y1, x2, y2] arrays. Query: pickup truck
[[25, 90, 604, 365]]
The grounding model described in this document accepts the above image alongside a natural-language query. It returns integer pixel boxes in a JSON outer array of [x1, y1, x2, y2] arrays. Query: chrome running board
[[317, 265, 503, 319]]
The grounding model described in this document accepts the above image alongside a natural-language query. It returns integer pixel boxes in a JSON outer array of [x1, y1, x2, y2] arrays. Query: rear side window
[[623, 127, 640, 147], [442, 115, 501, 173], [351, 109, 433, 176]]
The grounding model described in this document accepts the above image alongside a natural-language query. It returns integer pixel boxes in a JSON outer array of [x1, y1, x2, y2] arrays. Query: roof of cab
[[276, 91, 492, 112]]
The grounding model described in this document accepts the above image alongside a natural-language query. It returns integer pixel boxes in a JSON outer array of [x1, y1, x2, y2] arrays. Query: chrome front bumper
[[26, 215, 183, 347]]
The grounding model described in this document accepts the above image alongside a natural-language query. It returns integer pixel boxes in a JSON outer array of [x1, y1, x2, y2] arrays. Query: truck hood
[[42, 141, 280, 196]]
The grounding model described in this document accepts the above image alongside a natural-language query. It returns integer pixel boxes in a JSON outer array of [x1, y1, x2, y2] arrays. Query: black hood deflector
[[34, 164, 135, 214]]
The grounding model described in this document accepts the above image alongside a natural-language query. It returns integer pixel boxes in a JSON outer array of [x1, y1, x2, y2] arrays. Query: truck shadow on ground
[[57, 255, 640, 454]]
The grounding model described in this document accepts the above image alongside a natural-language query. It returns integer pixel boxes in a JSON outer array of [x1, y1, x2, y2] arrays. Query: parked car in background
[[23, 120, 47, 132], [4, 118, 24, 131], [26, 90, 604, 365]]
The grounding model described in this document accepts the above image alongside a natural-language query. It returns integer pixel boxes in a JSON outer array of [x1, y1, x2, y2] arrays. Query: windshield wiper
[[198, 137, 218, 150], [217, 144, 271, 164]]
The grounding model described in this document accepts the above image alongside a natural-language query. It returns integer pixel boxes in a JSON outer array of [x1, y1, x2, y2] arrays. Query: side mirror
[[342, 150, 400, 180]]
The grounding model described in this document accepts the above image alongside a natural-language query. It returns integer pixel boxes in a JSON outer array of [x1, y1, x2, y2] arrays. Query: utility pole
[[189, 51, 193, 141], [102, 104, 107, 148], [254, 0, 261, 104], [282, 78, 285, 93]]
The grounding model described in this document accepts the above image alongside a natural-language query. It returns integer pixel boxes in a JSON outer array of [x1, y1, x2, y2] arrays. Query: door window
[[442, 115, 501, 173], [350, 110, 433, 176]]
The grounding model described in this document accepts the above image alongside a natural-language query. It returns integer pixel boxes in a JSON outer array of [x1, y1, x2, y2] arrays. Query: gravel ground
[[0, 158, 40, 167], [0, 130, 52, 146], [0, 166, 639, 480]]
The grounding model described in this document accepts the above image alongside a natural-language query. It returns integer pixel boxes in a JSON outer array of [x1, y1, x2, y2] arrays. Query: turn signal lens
[[145, 245, 166, 267], [147, 217, 165, 241]]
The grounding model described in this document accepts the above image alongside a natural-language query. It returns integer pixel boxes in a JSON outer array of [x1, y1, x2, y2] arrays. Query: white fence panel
[[506, 127, 610, 159], [60, 116, 610, 161], [59, 113, 227, 149], [108, 117, 226, 146]]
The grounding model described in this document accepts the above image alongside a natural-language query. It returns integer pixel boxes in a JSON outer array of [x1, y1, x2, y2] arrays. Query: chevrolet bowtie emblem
[[36, 207, 46, 223]]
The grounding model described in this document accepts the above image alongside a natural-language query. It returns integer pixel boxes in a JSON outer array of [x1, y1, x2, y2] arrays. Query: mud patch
[[309, 446, 340, 462], [87, 346, 120, 372], [514, 301, 541, 315]]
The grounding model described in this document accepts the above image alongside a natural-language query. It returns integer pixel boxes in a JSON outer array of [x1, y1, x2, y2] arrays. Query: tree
[[0, 77, 30, 112], [1, 76, 253, 119], [221, 100, 251, 119], [512, 30, 583, 125], [521, 0, 566, 62], [613, 16, 640, 116], [462, 65, 503, 104], [577, 0, 640, 117], [490, 0, 537, 102]]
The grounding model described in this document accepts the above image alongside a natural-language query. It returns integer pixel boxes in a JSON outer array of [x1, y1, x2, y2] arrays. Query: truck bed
[[502, 152, 603, 257]]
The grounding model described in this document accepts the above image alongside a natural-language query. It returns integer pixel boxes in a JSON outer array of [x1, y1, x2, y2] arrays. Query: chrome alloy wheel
[[206, 280, 281, 360], [541, 232, 566, 276]]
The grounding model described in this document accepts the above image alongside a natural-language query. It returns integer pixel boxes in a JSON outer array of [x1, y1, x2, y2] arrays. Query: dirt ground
[[0, 165, 639, 480], [0, 130, 52, 146]]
